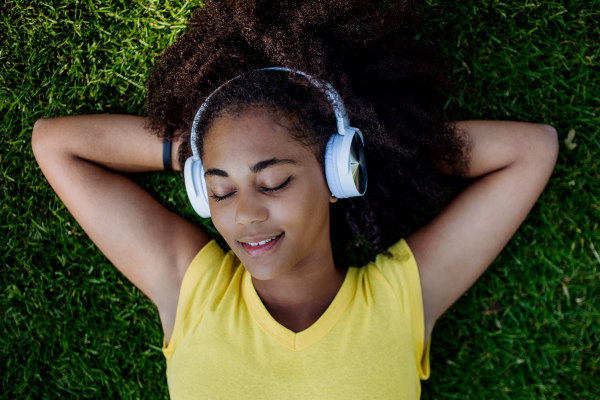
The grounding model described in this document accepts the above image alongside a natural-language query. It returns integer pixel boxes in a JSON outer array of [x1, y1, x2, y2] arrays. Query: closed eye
[[210, 191, 235, 202], [261, 176, 292, 193], [210, 176, 292, 202]]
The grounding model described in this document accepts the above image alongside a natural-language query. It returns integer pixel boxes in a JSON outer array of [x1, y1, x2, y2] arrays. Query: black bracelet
[[163, 126, 174, 171]]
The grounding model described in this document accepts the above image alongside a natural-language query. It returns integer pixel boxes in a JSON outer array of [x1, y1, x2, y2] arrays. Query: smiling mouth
[[239, 233, 284, 256]]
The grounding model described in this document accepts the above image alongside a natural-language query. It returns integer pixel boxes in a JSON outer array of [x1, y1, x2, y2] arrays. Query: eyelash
[[210, 176, 292, 202]]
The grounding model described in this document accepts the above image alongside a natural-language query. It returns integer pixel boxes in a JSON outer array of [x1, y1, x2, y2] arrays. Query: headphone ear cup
[[184, 157, 211, 218], [324, 134, 345, 199], [325, 130, 367, 199]]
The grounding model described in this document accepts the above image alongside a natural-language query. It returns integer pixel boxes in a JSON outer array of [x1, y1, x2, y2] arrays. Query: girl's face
[[202, 109, 337, 280]]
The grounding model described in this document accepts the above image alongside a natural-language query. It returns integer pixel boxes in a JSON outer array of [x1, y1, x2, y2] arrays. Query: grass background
[[1, 0, 598, 398]]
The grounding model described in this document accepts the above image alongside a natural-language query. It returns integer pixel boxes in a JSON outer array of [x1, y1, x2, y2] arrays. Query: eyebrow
[[204, 158, 298, 178]]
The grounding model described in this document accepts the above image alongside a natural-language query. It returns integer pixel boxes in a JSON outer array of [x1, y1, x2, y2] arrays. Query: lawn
[[1, 0, 598, 399]]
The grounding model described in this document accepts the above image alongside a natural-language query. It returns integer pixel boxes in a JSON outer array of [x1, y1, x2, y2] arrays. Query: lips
[[239, 233, 284, 256]]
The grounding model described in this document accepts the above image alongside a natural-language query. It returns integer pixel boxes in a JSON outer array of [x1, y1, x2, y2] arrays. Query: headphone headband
[[189, 67, 353, 159]]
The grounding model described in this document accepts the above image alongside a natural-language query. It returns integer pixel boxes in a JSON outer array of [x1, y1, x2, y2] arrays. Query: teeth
[[246, 235, 280, 246]]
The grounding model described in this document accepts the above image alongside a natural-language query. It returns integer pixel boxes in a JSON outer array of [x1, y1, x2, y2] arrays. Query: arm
[[406, 120, 559, 353], [32, 114, 210, 342]]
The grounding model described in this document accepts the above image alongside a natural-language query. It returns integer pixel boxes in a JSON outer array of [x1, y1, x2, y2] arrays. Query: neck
[[251, 239, 346, 329]]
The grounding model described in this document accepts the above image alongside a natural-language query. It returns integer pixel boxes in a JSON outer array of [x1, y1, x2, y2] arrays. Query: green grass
[[1, 0, 598, 399]]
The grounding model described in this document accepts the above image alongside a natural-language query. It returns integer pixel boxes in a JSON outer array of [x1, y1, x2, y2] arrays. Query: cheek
[[210, 207, 237, 243], [271, 186, 330, 234]]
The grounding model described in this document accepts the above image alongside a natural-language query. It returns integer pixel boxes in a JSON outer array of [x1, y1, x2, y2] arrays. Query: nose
[[235, 190, 268, 226]]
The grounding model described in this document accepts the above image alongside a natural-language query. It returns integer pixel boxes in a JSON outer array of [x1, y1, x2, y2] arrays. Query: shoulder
[[365, 238, 430, 379], [163, 240, 243, 356], [369, 239, 417, 283]]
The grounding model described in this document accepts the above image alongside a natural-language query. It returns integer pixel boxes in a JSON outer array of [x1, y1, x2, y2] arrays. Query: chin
[[242, 259, 289, 281]]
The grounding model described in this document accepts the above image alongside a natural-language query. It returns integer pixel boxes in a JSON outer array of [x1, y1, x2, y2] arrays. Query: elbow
[[518, 123, 559, 173], [538, 124, 559, 166], [32, 118, 64, 168], [31, 118, 54, 161], [31, 118, 47, 157]]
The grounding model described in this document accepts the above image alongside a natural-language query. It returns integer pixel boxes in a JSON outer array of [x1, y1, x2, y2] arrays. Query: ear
[[329, 194, 338, 204]]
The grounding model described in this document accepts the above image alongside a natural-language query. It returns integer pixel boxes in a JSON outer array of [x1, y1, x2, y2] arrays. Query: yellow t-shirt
[[163, 239, 431, 399]]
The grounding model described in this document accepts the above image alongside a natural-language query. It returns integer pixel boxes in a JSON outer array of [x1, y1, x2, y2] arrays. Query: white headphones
[[184, 67, 368, 218]]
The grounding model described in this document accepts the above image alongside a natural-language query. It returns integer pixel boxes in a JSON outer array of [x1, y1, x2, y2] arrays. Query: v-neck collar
[[242, 266, 357, 351]]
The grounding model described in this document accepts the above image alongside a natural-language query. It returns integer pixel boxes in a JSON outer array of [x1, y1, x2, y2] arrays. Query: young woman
[[31, 0, 558, 398]]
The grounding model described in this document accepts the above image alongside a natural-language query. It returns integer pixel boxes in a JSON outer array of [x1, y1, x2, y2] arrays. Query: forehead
[[202, 110, 314, 168]]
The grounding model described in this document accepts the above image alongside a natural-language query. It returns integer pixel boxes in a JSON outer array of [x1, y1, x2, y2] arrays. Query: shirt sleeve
[[162, 240, 225, 361], [371, 238, 430, 380]]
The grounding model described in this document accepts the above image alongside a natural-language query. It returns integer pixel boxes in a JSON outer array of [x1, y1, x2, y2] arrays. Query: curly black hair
[[145, 0, 471, 254]]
